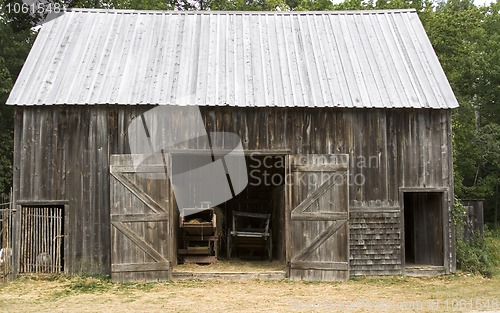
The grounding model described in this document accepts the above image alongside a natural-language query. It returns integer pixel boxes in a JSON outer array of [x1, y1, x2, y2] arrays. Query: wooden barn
[[6, 9, 459, 281]]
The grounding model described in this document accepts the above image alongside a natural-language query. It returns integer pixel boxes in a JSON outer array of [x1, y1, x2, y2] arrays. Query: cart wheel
[[227, 232, 232, 259], [268, 233, 273, 262]]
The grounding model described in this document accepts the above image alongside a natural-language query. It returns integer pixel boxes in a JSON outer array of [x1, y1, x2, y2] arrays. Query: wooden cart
[[178, 207, 219, 264], [227, 211, 272, 261]]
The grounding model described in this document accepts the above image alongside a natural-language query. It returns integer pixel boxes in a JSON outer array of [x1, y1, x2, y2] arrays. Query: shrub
[[454, 198, 500, 277]]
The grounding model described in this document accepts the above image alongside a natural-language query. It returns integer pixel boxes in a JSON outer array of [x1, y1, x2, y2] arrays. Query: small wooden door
[[110, 154, 171, 282], [287, 154, 349, 281]]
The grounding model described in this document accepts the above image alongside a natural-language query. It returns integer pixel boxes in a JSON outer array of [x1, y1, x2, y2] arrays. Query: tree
[[423, 0, 500, 224], [0, 0, 36, 196]]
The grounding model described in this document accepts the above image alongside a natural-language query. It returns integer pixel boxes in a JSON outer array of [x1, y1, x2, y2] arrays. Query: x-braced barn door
[[110, 155, 171, 282], [287, 154, 349, 281]]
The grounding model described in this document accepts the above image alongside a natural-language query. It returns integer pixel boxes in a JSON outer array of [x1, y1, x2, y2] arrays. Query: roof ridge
[[64, 8, 418, 15]]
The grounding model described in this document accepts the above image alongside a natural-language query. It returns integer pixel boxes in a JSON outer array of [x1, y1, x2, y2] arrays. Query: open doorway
[[171, 153, 287, 274], [403, 192, 444, 266]]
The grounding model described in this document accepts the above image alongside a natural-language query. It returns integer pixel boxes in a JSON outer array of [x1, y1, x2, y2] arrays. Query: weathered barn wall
[[13, 106, 454, 276], [14, 107, 111, 274]]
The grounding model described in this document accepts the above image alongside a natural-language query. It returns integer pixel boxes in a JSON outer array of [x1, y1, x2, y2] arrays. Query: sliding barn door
[[110, 155, 171, 282], [287, 154, 349, 281]]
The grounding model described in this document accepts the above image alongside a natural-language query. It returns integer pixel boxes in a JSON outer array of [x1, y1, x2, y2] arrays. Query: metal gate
[[110, 154, 171, 282], [287, 154, 349, 281]]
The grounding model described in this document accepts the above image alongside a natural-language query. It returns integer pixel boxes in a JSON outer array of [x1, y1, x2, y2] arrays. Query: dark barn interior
[[404, 192, 444, 266], [172, 153, 286, 265]]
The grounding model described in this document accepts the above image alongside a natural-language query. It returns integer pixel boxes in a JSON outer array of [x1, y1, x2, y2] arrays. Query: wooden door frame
[[168, 150, 291, 268], [285, 154, 291, 277], [399, 187, 449, 274], [168, 161, 176, 267], [13, 200, 69, 276]]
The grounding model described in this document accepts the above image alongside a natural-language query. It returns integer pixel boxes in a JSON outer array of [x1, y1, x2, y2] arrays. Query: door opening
[[172, 153, 286, 272], [403, 192, 444, 266]]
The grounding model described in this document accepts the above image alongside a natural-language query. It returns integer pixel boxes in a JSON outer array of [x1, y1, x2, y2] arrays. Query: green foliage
[[453, 197, 467, 232], [330, 0, 433, 10], [70, 0, 288, 11], [210, 0, 286, 11], [0, 57, 13, 196], [295, 0, 334, 10], [456, 227, 500, 277], [422, 1, 500, 224], [0, 57, 12, 97], [0, 0, 36, 196], [454, 198, 500, 277]]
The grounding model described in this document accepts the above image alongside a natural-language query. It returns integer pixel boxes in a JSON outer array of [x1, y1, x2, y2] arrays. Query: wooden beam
[[110, 213, 168, 223], [110, 172, 165, 213], [112, 262, 170, 272], [111, 222, 168, 263], [349, 207, 400, 213], [291, 174, 341, 216], [110, 165, 168, 173], [291, 212, 348, 221], [293, 220, 346, 262], [291, 165, 348, 172], [16, 200, 69, 205], [399, 187, 449, 193], [291, 261, 348, 271]]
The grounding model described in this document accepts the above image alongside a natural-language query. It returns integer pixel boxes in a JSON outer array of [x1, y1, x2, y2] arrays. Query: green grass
[[68, 276, 112, 293], [116, 281, 156, 292], [349, 275, 411, 285]]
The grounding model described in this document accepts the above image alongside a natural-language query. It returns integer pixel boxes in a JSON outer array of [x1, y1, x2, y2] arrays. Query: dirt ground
[[0, 273, 499, 313]]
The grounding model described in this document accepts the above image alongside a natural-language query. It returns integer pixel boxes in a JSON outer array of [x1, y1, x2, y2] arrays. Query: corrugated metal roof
[[7, 9, 459, 108]]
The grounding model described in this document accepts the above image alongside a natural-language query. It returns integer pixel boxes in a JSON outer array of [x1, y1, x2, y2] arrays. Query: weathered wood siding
[[461, 200, 484, 240], [13, 106, 454, 276], [288, 154, 350, 281], [110, 155, 171, 282], [14, 107, 111, 274]]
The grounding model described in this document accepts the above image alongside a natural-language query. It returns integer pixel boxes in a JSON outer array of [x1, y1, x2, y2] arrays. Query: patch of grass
[[117, 281, 156, 292], [67, 276, 113, 293], [300, 280, 324, 285], [80, 273, 112, 282], [349, 276, 409, 286], [175, 278, 207, 288], [14, 274, 69, 283], [38, 274, 67, 282], [51, 289, 72, 299]]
